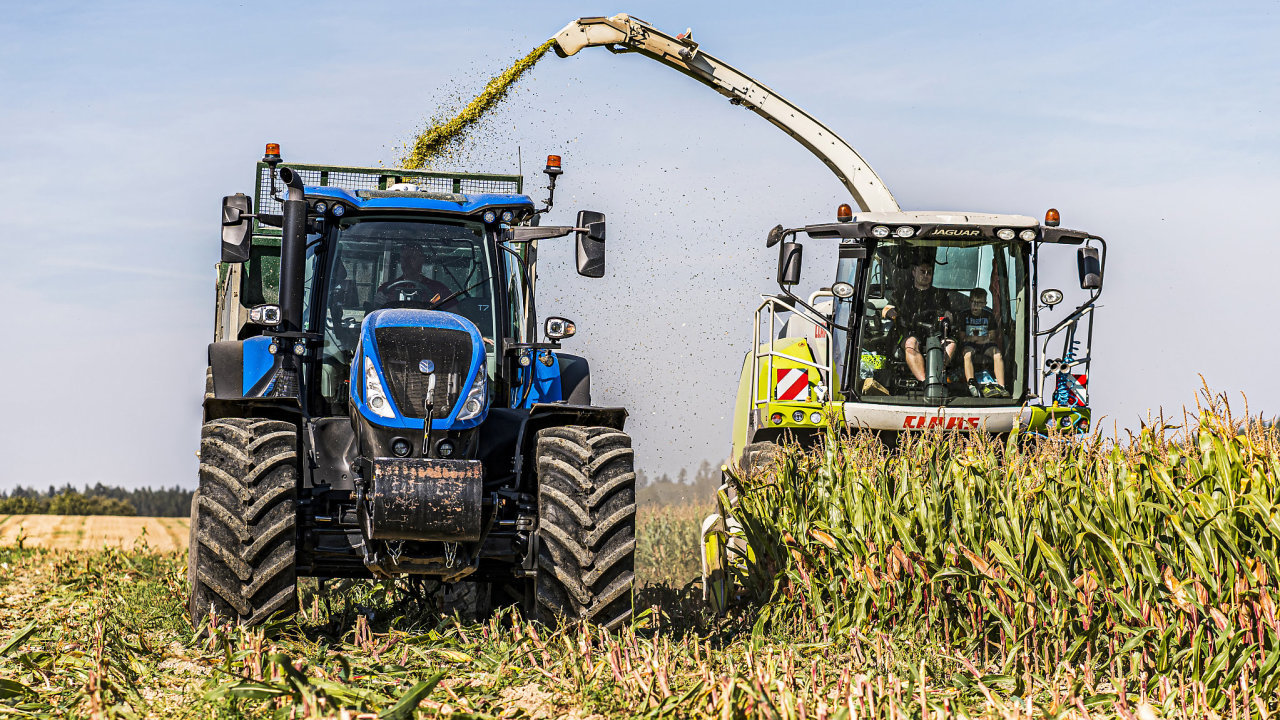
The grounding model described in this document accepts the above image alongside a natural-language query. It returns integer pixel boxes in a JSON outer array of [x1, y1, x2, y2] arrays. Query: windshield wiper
[[426, 276, 490, 311]]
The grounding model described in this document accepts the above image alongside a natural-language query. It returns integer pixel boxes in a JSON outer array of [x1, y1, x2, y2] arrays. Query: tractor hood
[[350, 309, 489, 431]]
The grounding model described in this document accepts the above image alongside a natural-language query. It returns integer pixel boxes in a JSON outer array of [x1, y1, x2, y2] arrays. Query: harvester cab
[[192, 146, 638, 629], [745, 208, 1105, 449]]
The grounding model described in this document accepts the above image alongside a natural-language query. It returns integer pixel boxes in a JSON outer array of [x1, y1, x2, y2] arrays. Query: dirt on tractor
[[400, 39, 554, 169], [0, 514, 189, 552]]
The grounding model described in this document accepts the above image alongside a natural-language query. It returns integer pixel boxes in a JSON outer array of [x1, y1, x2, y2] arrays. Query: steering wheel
[[383, 279, 425, 298]]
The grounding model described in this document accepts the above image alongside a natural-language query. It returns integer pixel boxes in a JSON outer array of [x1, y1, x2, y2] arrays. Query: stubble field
[[0, 515, 190, 552]]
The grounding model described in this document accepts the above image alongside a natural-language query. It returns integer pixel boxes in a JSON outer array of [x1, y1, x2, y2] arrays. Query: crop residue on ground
[[401, 39, 555, 169]]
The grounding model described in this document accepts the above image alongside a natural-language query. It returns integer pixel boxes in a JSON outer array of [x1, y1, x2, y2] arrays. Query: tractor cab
[[732, 206, 1105, 454]]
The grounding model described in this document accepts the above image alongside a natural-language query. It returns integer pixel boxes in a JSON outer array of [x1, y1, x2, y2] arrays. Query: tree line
[[635, 460, 721, 506], [0, 484, 194, 517], [0, 459, 721, 517]]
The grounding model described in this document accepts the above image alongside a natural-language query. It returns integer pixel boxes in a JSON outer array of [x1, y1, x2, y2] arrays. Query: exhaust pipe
[[277, 167, 307, 333]]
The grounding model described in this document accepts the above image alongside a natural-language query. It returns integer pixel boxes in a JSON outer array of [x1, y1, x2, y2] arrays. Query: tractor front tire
[[188, 418, 299, 627], [534, 426, 636, 630]]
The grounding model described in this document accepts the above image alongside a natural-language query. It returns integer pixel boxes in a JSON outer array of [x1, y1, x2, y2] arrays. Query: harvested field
[[0, 514, 188, 552]]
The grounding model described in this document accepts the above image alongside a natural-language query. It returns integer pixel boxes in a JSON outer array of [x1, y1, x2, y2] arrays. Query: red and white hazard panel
[[775, 368, 810, 401]]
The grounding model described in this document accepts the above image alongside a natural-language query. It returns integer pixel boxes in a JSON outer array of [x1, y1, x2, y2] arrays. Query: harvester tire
[[188, 418, 299, 627], [533, 425, 636, 630]]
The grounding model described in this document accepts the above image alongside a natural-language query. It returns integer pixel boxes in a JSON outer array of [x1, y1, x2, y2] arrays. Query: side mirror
[[221, 193, 252, 263], [777, 240, 803, 286], [765, 224, 785, 248], [575, 210, 605, 278], [545, 316, 577, 340], [1077, 246, 1102, 289]]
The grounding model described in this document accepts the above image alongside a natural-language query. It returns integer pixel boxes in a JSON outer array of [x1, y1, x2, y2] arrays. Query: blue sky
[[1, 1, 1277, 489]]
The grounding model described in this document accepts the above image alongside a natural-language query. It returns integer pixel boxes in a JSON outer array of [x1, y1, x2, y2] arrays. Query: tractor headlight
[[457, 370, 488, 421], [364, 356, 395, 418], [996, 228, 1016, 241], [871, 225, 891, 238], [1019, 228, 1037, 241]]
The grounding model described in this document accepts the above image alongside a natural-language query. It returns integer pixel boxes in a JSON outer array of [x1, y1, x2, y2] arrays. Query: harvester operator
[[882, 260, 955, 383]]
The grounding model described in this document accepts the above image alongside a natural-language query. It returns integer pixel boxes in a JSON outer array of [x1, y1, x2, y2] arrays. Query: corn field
[[731, 393, 1280, 716], [3, 394, 1279, 717]]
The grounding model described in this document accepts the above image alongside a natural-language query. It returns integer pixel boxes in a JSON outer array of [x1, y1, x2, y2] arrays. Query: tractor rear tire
[[533, 426, 636, 630], [188, 418, 299, 627]]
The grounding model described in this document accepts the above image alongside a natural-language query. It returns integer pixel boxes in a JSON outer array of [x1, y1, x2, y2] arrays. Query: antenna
[[517, 146, 523, 180]]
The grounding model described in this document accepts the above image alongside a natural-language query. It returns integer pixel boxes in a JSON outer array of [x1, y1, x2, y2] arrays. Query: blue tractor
[[190, 145, 636, 629]]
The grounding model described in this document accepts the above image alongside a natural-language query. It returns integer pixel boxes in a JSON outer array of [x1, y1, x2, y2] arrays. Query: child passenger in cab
[[961, 288, 1010, 398]]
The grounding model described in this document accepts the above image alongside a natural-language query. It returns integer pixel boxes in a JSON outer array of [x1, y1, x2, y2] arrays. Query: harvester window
[[850, 240, 1028, 405]]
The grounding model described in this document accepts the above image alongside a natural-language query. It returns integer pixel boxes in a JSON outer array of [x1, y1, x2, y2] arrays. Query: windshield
[[846, 239, 1029, 406], [316, 217, 498, 413]]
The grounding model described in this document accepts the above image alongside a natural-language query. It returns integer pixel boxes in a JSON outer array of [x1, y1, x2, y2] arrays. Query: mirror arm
[[501, 226, 574, 243], [1035, 296, 1098, 337], [773, 285, 856, 333]]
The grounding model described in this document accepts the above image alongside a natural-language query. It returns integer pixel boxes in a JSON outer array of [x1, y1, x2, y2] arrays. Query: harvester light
[[263, 143, 281, 161], [436, 439, 455, 458], [771, 412, 784, 425], [457, 371, 488, 421], [792, 410, 805, 423], [1040, 288, 1064, 306], [1019, 228, 1037, 241], [1045, 208, 1060, 227], [483, 210, 497, 224], [518, 351, 532, 367], [996, 228, 1016, 241], [268, 343, 279, 355], [313, 201, 328, 214], [545, 155, 563, 174], [501, 210, 514, 223], [293, 342, 306, 356], [364, 356, 395, 418], [391, 439, 412, 457], [894, 226, 916, 238], [831, 281, 855, 299], [809, 412, 823, 424], [330, 204, 346, 217], [836, 203, 853, 222], [871, 225, 891, 238]]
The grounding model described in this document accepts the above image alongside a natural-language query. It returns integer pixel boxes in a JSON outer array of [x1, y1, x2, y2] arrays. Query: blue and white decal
[[242, 336, 277, 396]]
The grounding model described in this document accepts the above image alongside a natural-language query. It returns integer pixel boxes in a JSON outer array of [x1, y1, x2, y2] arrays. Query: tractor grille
[[374, 327, 474, 419]]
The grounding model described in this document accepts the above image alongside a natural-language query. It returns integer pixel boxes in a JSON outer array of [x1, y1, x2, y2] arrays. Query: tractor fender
[[556, 353, 591, 405], [512, 403, 627, 491], [204, 340, 300, 422]]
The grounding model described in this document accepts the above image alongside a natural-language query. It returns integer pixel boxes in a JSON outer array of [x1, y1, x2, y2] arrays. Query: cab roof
[[850, 211, 1039, 227], [306, 185, 534, 216]]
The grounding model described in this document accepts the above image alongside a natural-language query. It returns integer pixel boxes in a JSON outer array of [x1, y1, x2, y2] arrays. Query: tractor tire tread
[[189, 418, 298, 627], [534, 425, 635, 631]]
